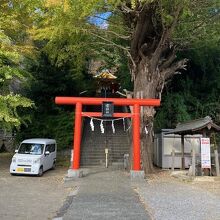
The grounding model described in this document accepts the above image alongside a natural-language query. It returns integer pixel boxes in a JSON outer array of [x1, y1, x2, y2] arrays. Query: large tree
[[115, 0, 220, 172], [32, 0, 220, 173]]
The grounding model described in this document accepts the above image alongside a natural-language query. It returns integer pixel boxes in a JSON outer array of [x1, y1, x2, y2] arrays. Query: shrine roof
[[165, 116, 220, 135], [94, 69, 117, 79]]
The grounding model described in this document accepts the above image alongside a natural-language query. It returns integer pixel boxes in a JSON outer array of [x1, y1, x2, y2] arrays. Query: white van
[[10, 138, 57, 176]]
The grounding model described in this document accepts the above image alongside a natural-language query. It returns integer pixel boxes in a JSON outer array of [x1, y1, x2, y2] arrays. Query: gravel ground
[[0, 153, 71, 220], [134, 171, 220, 220]]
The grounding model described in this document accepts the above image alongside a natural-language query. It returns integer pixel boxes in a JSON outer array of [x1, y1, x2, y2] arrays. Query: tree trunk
[[120, 2, 188, 173], [133, 58, 158, 173]]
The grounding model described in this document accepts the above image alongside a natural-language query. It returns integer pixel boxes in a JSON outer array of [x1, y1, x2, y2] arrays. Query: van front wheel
[[38, 166, 43, 177]]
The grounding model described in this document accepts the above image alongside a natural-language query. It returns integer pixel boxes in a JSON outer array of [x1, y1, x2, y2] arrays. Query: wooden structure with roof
[[93, 69, 119, 97], [93, 69, 117, 80], [166, 116, 220, 169]]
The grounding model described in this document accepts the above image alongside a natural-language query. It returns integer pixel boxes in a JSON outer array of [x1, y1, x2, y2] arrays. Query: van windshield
[[18, 143, 44, 155]]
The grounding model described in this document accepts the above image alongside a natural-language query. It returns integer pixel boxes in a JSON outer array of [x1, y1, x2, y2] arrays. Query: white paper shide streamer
[[90, 118, 94, 131], [112, 120, 115, 133], [100, 120, 105, 133], [85, 115, 130, 134], [145, 126, 148, 135], [123, 118, 125, 131]]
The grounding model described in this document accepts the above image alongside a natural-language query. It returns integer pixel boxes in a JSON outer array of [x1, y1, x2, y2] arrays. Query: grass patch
[[0, 152, 13, 158], [56, 154, 70, 168]]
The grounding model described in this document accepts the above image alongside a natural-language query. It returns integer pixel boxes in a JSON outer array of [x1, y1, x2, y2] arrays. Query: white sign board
[[201, 138, 211, 168]]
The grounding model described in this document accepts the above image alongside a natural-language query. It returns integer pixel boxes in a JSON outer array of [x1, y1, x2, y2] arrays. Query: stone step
[[80, 107, 130, 166]]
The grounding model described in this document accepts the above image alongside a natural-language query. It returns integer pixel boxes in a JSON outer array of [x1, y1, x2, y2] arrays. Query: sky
[[89, 12, 112, 29]]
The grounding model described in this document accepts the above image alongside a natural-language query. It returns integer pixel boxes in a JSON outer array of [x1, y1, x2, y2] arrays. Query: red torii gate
[[55, 97, 160, 172]]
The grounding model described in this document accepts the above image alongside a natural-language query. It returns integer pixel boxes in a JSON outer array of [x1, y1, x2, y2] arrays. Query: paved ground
[[0, 153, 71, 220], [58, 168, 150, 220]]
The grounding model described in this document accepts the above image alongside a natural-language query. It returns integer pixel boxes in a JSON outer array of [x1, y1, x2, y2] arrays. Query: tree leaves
[[0, 1, 35, 129], [0, 93, 34, 129], [174, 0, 220, 49]]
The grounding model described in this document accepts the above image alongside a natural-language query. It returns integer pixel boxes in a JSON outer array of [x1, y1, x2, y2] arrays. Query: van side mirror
[[15, 149, 18, 153], [45, 151, 50, 155]]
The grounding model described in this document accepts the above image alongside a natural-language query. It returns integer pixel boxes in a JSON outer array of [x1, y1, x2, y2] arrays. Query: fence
[[171, 149, 220, 176]]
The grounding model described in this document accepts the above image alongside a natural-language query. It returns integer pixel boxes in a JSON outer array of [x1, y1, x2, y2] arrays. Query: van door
[[49, 143, 56, 168], [44, 144, 52, 171]]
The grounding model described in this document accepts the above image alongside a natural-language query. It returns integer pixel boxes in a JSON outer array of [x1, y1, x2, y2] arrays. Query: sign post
[[105, 148, 109, 168], [201, 138, 211, 170], [102, 102, 114, 117]]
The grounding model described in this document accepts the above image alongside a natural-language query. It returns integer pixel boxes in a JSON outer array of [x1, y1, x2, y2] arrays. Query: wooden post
[[133, 104, 141, 170], [181, 135, 185, 169], [192, 148, 196, 176], [214, 149, 220, 176], [72, 102, 82, 170], [171, 149, 175, 172], [140, 91, 144, 120]]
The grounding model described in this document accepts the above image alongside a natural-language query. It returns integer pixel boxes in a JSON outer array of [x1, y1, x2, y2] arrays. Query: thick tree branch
[[163, 58, 188, 80], [159, 47, 177, 70], [152, 4, 183, 70], [130, 3, 155, 62], [120, 3, 138, 16]]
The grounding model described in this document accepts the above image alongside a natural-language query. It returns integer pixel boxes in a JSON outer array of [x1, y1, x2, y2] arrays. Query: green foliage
[[25, 52, 95, 111], [17, 51, 95, 150], [30, 0, 96, 67], [0, 31, 24, 87], [174, 0, 220, 48], [186, 47, 220, 122], [155, 43, 220, 129], [16, 111, 74, 150], [155, 93, 191, 130], [0, 94, 33, 129], [0, 3, 35, 129], [116, 54, 133, 91]]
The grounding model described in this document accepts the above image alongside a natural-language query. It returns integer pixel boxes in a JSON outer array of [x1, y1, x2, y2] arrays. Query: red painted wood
[[133, 104, 141, 170], [55, 97, 160, 106], [82, 112, 133, 118], [72, 102, 82, 169]]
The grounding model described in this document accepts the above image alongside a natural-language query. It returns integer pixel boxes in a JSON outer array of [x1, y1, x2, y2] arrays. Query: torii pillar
[[55, 97, 160, 178]]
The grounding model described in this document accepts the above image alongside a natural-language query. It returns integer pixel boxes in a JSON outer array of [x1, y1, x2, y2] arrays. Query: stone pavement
[[55, 168, 150, 220]]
